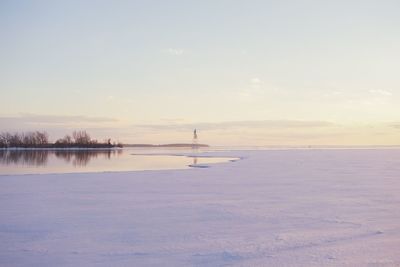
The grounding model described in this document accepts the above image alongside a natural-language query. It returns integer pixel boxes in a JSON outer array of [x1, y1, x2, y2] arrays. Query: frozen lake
[[0, 148, 237, 175], [0, 149, 399, 266]]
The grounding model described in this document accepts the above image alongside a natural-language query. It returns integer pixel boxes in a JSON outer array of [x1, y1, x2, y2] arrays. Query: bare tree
[[1, 130, 121, 148], [72, 131, 92, 145], [23, 132, 35, 147], [55, 135, 73, 146], [36, 131, 49, 145], [9, 133, 23, 147]]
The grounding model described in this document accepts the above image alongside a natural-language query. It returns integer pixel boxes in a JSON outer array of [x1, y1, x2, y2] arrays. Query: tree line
[[0, 131, 122, 148]]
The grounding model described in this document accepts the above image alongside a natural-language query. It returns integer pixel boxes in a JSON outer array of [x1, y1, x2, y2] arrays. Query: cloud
[[237, 83, 285, 104], [249, 78, 262, 90], [250, 78, 261, 85], [166, 48, 184, 56], [368, 89, 392, 96], [106, 95, 115, 101], [134, 120, 335, 131], [236, 78, 267, 101], [0, 114, 118, 130]]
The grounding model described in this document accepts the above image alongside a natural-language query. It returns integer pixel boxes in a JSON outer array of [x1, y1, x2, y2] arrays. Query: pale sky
[[1, 0, 400, 145]]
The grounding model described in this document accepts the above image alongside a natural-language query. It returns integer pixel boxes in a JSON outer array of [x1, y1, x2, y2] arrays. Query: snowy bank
[[1, 149, 400, 266]]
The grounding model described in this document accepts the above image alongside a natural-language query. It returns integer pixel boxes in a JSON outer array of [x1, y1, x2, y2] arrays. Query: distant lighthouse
[[192, 129, 198, 148]]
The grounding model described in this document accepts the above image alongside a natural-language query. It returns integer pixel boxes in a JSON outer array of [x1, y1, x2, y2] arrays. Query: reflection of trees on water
[[0, 150, 122, 167], [0, 150, 49, 166], [54, 150, 122, 166]]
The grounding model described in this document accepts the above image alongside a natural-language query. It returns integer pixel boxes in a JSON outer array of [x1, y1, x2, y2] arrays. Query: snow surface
[[1, 149, 400, 266]]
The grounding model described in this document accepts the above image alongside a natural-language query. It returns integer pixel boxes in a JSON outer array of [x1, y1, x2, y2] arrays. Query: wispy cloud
[[134, 120, 335, 131], [166, 48, 184, 56], [390, 123, 400, 129], [249, 77, 262, 90], [236, 78, 282, 101], [106, 95, 115, 102], [0, 114, 118, 129], [368, 89, 392, 96], [250, 78, 261, 85]]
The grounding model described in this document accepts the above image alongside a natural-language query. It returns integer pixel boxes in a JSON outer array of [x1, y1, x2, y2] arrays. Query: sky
[[1, 0, 400, 145]]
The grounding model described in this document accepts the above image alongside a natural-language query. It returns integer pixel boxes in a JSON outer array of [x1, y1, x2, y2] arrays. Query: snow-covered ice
[[1, 149, 400, 266]]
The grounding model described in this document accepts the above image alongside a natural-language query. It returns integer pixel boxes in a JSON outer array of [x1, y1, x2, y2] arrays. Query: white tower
[[192, 129, 198, 148]]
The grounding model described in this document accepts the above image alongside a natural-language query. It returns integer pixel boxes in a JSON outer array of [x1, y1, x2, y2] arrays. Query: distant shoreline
[[0, 147, 122, 151], [124, 143, 209, 148], [0, 143, 209, 150]]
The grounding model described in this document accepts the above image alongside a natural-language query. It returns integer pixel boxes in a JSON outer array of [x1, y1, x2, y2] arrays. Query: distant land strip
[[124, 143, 209, 148], [0, 130, 122, 149]]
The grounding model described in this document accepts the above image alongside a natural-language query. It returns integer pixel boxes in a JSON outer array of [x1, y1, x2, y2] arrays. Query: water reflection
[[54, 150, 122, 166], [0, 149, 238, 175], [0, 150, 49, 166], [0, 150, 122, 167]]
